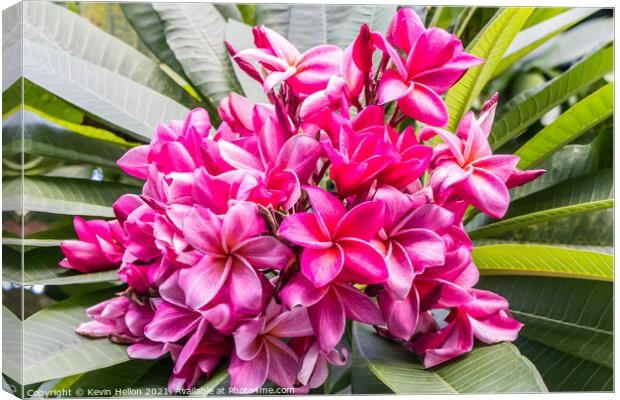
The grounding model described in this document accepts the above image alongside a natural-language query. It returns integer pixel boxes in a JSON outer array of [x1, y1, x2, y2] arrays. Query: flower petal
[[308, 289, 346, 352], [338, 238, 389, 284], [178, 257, 230, 310], [278, 213, 332, 249], [301, 245, 345, 288], [398, 83, 448, 127]]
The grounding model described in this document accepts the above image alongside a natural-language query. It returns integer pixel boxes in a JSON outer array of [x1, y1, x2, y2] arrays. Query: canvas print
[[1, 1, 614, 398]]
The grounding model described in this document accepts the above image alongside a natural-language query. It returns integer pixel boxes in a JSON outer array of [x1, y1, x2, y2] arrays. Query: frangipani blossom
[[229, 300, 313, 391], [236, 26, 343, 96], [278, 186, 388, 287], [60, 217, 125, 273], [374, 9, 482, 126], [178, 202, 293, 312]]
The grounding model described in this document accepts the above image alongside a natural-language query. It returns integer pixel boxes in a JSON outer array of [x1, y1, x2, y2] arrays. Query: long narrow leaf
[[473, 244, 613, 280], [515, 82, 613, 169], [469, 170, 613, 238], [352, 323, 547, 394], [3, 176, 140, 217], [21, 39, 189, 140], [490, 46, 613, 149], [444, 8, 534, 131]]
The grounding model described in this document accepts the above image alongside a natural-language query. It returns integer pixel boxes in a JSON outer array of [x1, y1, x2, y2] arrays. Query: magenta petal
[[303, 186, 347, 234], [338, 238, 389, 284], [229, 349, 269, 393], [456, 168, 509, 218], [377, 69, 411, 104], [384, 241, 415, 299], [334, 283, 384, 325], [127, 340, 168, 359], [174, 318, 209, 374], [233, 319, 264, 361], [276, 135, 322, 183], [301, 245, 345, 288], [266, 306, 314, 338], [378, 288, 419, 341], [265, 337, 299, 388], [178, 258, 230, 310], [236, 236, 293, 270], [278, 213, 332, 249], [117, 145, 149, 179], [400, 204, 454, 233], [398, 83, 448, 127], [471, 154, 520, 182], [279, 273, 329, 309], [334, 201, 384, 241], [229, 259, 263, 313], [396, 228, 445, 268], [219, 140, 263, 171], [469, 311, 522, 343], [223, 202, 266, 250], [308, 289, 346, 352], [143, 302, 199, 342], [181, 206, 222, 254]]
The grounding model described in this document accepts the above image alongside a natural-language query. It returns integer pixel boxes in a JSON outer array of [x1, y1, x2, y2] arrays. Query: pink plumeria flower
[[278, 186, 388, 287], [279, 273, 384, 352], [60, 217, 125, 273], [373, 186, 451, 300], [290, 337, 348, 389], [373, 9, 482, 127], [410, 289, 523, 368], [178, 202, 293, 313], [229, 300, 314, 392], [118, 108, 212, 178], [236, 26, 343, 96], [423, 96, 522, 218]]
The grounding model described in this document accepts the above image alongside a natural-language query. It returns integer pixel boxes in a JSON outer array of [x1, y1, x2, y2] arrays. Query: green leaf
[[3, 176, 140, 217], [254, 5, 395, 53], [515, 82, 613, 169], [469, 170, 613, 239], [23, 2, 195, 108], [515, 337, 612, 391], [494, 8, 597, 76], [153, 3, 242, 109], [2, 246, 120, 286], [120, 3, 186, 75], [190, 366, 230, 397], [3, 110, 128, 168], [58, 360, 159, 394], [477, 275, 612, 390], [532, 17, 613, 69], [225, 20, 269, 103], [2, 306, 22, 384], [453, 7, 477, 39], [472, 244, 613, 281], [20, 39, 189, 140], [444, 8, 534, 131], [22, 289, 129, 385], [352, 323, 547, 394], [490, 45, 613, 150]]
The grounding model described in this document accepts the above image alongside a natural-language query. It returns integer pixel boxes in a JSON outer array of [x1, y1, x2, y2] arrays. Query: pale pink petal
[[276, 135, 322, 183], [181, 206, 222, 254], [469, 311, 523, 343], [233, 319, 264, 361], [378, 288, 419, 340], [223, 202, 266, 250], [395, 228, 445, 268], [127, 340, 168, 359], [266, 306, 314, 338], [218, 140, 263, 171], [117, 145, 149, 179], [384, 241, 415, 299], [471, 155, 520, 182], [229, 260, 263, 313]]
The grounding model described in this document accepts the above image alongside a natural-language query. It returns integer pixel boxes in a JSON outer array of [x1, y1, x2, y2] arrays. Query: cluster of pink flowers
[[61, 9, 544, 393]]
